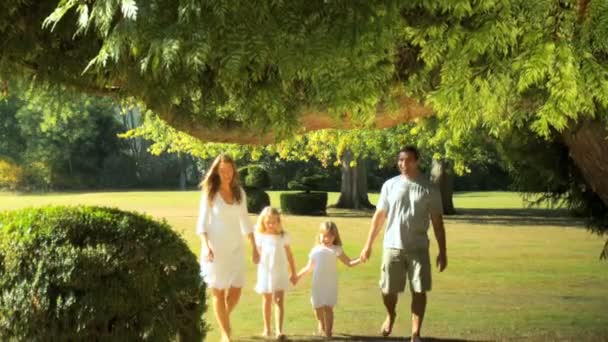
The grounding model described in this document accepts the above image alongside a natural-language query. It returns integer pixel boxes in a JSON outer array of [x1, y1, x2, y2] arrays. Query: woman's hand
[[252, 247, 260, 264], [290, 274, 298, 286], [203, 246, 214, 262]]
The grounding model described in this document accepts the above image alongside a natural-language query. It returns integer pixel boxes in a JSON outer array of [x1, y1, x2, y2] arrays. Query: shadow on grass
[[238, 335, 490, 341], [449, 208, 584, 227]]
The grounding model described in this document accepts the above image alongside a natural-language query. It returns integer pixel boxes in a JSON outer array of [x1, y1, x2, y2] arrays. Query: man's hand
[[360, 245, 372, 263], [436, 252, 447, 272]]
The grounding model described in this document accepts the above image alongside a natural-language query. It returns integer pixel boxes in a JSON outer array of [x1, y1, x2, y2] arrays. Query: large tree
[[2, 2, 608, 207]]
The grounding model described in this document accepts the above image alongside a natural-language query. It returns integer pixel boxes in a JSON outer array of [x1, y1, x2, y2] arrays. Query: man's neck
[[401, 170, 420, 180]]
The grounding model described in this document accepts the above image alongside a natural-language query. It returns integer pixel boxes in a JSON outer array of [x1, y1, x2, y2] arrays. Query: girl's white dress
[[255, 232, 291, 293], [195, 188, 253, 289], [309, 244, 343, 308]]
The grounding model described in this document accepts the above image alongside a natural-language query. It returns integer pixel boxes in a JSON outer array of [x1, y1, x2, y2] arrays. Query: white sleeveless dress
[[255, 232, 291, 293]]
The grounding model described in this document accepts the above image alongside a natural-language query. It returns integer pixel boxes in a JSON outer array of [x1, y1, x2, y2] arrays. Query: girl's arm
[[338, 252, 361, 267], [295, 259, 314, 284], [284, 245, 297, 283]]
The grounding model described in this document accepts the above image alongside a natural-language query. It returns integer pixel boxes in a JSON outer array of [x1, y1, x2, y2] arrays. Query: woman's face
[[264, 215, 280, 234], [319, 228, 335, 246], [218, 161, 235, 185]]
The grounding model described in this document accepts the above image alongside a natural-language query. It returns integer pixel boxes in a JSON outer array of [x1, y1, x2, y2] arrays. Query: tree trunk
[[430, 158, 456, 215], [334, 149, 374, 209], [562, 120, 608, 207]]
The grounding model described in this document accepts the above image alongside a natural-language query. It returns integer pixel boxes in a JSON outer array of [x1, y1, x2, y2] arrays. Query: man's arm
[[431, 213, 447, 272], [360, 209, 387, 262]]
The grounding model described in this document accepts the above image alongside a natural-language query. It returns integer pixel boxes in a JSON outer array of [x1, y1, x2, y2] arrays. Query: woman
[[196, 154, 260, 342]]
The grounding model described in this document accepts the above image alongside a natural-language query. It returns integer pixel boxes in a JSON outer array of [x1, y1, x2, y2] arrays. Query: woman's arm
[[196, 194, 213, 261], [338, 252, 361, 267], [247, 232, 260, 264]]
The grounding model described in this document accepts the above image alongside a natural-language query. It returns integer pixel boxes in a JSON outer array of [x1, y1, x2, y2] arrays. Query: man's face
[[398, 151, 419, 174]]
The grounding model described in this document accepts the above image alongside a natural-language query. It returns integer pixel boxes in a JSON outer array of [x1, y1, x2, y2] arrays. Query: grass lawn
[[1, 191, 607, 341]]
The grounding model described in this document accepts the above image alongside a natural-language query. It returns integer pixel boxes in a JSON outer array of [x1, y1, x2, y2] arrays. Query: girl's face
[[319, 228, 336, 246], [264, 215, 280, 234], [218, 161, 235, 185]]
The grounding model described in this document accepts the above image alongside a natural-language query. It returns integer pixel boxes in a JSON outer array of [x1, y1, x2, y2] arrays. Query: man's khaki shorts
[[379, 248, 431, 294]]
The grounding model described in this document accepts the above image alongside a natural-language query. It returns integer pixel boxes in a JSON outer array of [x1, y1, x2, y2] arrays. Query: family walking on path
[[196, 146, 448, 342]]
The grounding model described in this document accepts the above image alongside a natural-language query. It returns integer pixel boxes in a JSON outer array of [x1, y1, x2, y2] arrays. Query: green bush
[[246, 189, 271, 214], [239, 165, 271, 189], [280, 192, 328, 216], [0, 206, 206, 341]]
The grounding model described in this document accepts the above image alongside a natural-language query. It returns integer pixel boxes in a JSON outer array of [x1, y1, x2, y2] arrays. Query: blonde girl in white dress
[[254, 207, 297, 339], [196, 154, 260, 342], [294, 221, 361, 338]]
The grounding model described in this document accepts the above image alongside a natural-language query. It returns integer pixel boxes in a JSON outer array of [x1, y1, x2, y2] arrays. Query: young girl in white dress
[[294, 221, 361, 338], [254, 207, 297, 339]]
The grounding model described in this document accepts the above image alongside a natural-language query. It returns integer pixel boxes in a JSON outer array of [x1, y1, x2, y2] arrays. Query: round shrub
[[280, 192, 328, 216], [0, 206, 206, 341], [245, 189, 271, 214], [238, 165, 271, 189]]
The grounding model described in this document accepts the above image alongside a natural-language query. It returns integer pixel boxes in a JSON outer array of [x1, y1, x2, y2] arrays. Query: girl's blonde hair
[[256, 206, 284, 235], [200, 154, 242, 205], [319, 221, 342, 246]]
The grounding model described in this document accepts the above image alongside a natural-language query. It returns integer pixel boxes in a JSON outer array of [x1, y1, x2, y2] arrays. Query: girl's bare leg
[[314, 308, 326, 336], [273, 291, 285, 337], [324, 306, 334, 338], [262, 293, 272, 337]]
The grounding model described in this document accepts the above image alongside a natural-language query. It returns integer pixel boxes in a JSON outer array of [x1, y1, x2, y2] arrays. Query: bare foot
[[220, 334, 231, 342], [261, 330, 270, 338], [381, 313, 396, 337], [276, 332, 287, 340]]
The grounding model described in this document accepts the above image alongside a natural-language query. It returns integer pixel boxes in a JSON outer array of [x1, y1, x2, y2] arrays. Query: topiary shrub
[[0, 206, 206, 341], [280, 192, 328, 216], [239, 165, 271, 213], [246, 189, 271, 214], [239, 165, 271, 189]]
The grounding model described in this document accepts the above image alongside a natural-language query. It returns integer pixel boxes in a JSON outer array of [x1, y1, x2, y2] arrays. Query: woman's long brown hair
[[200, 154, 242, 205]]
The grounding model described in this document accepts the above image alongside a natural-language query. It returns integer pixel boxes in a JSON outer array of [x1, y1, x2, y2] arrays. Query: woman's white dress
[[254, 232, 291, 293], [195, 188, 253, 289], [309, 245, 343, 308]]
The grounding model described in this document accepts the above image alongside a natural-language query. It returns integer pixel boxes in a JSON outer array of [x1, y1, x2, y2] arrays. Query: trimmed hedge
[[0, 206, 206, 341], [280, 192, 328, 216]]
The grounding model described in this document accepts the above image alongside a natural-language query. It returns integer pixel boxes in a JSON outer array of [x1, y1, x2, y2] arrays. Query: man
[[360, 146, 447, 342]]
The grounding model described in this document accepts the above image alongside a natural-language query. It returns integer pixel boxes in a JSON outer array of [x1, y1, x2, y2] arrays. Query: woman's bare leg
[[211, 288, 231, 341], [226, 287, 242, 314]]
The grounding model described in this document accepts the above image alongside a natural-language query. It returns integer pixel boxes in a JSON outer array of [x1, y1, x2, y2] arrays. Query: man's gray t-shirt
[[377, 174, 443, 251]]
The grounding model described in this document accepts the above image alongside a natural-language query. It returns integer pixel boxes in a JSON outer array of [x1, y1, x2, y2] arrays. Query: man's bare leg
[[381, 293, 398, 336], [411, 291, 427, 340]]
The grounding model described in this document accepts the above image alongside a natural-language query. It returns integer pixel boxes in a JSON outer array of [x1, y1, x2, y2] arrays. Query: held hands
[[359, 245, 372, 263], [290, 274, 299, 286], [436, 252, 448, 272]]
